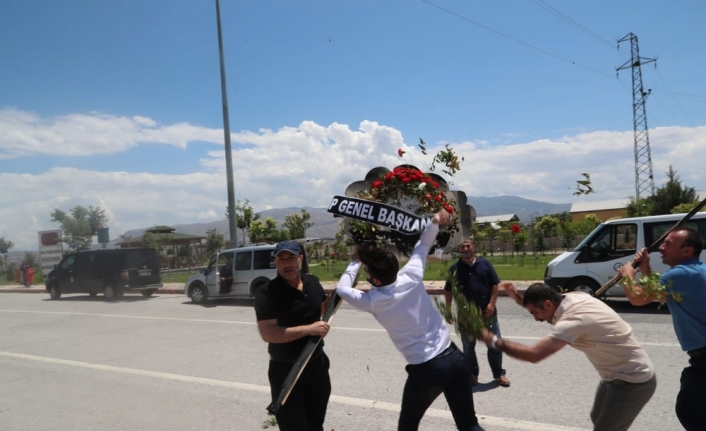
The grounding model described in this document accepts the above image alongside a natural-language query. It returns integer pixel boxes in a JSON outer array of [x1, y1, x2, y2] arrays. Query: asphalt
[[0, 280, 536, 295]]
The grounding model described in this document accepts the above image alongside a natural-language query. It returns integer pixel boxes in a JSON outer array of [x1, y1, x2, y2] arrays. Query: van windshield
[[574, 224, 605, 251]]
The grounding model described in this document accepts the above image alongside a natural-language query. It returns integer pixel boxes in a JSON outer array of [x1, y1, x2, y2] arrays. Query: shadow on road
[[181, 298, 255, 308], [42, 295, 156, 303], [472, 381, 504, 393]]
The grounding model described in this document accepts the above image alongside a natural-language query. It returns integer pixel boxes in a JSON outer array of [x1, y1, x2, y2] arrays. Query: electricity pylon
[[617, 33, 656, 201]]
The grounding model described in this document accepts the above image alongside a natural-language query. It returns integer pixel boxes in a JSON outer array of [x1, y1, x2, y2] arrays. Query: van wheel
[[567, 279, 599, 296], [115, 289, 125, 298], [141, 289, 156, 297], [49, 285, 61, 300], [104, 285, 116, 301], [190, 283, 208, 304]]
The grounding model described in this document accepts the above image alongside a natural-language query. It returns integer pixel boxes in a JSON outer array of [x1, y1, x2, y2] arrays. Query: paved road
[[0, 293, 685, 430]]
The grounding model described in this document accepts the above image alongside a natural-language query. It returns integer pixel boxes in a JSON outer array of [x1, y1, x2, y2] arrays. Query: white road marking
[[0, 309, 680, 346], [0, 350, 590, 431]]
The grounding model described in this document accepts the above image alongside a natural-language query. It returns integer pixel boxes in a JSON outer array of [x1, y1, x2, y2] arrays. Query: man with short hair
[[254, 241, 331, 431], [481, 283, 656, 431], [336, 210, 485, 431], [619, 227, 706, 431], [444, 237, 509, 387]]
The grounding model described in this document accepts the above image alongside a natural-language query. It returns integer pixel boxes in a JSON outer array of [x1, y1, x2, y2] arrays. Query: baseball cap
[[274, 240, 302, 256]]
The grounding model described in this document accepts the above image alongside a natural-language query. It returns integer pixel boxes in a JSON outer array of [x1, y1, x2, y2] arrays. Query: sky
[[1, 0, 706, 250]]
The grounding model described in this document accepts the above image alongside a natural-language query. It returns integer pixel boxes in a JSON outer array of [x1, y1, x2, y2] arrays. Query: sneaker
[[495, 375, 511, 387], [471, 375, 479, 386]]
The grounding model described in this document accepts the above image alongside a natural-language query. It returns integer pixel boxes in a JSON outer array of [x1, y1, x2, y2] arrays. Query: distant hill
[[469, 195, 570, 222], [119, 197, 570, 243]]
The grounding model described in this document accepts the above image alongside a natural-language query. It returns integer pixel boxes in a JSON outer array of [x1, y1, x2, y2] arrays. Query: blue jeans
[[461, 317, 506, 379], [268, 353, 331, 431], [676, 356, 706, 431], [399, 344, 484, 431]]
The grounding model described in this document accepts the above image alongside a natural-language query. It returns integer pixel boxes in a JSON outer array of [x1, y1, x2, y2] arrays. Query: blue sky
[[1, 0, 705, 249]]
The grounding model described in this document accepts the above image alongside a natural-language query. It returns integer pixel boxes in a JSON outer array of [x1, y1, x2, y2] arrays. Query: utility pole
[[617, 33, 656, 201], [215, 0, 238, 247]]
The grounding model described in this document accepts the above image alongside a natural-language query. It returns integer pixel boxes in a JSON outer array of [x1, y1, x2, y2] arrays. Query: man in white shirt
[[336, 209, 484, 431], [481, 282, 656, 431]]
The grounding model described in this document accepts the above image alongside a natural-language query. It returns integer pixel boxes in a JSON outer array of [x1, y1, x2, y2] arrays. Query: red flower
[[397, 148, 405, 157], [371, 180, 382, 188], [431, 181, 439, 189], [423, 194, 432, 201], [512, 224, 520, 234], [385, 172, 394, 181], [402, 177, 411, 183], [444, 205, 454, 214], [435, 194, 442, 202]]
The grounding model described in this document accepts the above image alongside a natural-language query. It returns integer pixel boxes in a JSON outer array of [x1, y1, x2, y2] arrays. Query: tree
[[225, 199, 261, 245], [650, 166, 697, 215], [558, 220, 575, 250], [331, 221, 349, 260], [206, 229, 225, 256], [671, 202, 704, 214], [282, 209, 313, 240], [626, 196, 652, 217], [575, 214, 602, 236], [249, 217, 290, 243], [0, 237, 14, 272], [141, 232, 173, 254], [50, 205, 108, 251], [24, 252, 37, 269]]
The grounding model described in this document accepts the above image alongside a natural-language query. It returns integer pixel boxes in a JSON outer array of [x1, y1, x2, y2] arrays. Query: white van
[[544, 212, 706, 297], [184, 244, 277, 304]]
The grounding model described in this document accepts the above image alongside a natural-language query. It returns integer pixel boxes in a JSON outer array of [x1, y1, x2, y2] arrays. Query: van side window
[[74, 253, 94, 271], [235, 251, 252, 271], [645, 220, 703, 248], [253, 250, 275, 270], [577, 223, 637, 263], [61, 255, 76, 271]]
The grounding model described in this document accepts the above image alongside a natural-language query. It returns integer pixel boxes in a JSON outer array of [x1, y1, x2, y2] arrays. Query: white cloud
[[1, 108, 705, 249], [0, 108, 223, 158]]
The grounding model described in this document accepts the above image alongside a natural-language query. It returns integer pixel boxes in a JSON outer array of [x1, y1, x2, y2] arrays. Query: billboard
[[38, 230, 63, 275]]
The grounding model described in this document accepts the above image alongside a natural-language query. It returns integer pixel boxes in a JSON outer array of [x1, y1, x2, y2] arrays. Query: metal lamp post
[[215, 0, 238, 248]]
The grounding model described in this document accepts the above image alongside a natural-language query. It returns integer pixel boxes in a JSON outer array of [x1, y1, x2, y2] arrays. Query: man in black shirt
[[219, 256, 233, 294], [444, 238, 510, 387], [254, 240, 331, 431]]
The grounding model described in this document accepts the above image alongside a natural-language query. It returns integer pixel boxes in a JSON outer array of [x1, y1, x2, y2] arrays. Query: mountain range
[[122, 195, 570, 242]]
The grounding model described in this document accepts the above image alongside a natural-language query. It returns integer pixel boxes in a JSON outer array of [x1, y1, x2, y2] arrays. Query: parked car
[[45, 248, 162, 301], [544, 212, 706, 296], [185, 244, 278, 304]]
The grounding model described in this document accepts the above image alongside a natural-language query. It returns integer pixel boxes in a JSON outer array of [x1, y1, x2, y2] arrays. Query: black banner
[[327, 195, 432, 236]]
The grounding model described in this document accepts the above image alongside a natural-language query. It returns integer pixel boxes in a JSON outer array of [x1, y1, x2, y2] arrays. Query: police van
[[544, 212, 706, 296]]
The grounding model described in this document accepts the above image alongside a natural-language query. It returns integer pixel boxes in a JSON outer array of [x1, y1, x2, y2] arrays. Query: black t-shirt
[[444, 258, 500, 313], [254, 273, 326, 362], [219, 264, 233, 289]]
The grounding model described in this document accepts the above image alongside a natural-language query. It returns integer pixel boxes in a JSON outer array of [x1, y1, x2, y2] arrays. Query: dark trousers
[[399, 344, 484, 431], [589, 376, 656, 431], [676, 356, 706, 431], [268, 353, 331, 431], [461, 317, 505, 379]]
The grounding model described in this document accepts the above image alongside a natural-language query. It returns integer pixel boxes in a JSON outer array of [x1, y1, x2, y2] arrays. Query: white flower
[[418, 182, 427, 190]]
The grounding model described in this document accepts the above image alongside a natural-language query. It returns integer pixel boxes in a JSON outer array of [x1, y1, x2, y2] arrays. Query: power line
[[529, 0, 616, 51], [421, 0, 615, 79], [653, 68, 695, 127]]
